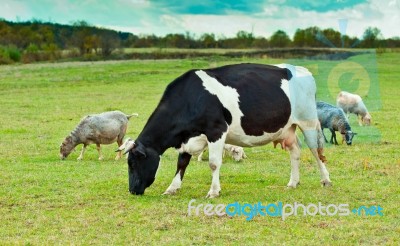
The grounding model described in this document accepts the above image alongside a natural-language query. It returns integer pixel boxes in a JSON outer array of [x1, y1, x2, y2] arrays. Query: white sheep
[[336, 91, 371, 126]]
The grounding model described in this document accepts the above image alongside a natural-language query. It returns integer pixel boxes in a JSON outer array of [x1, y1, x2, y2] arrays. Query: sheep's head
[[230, 146, 246, 161], [362, 113, 372, 126], [60, 136, 75, 160], [343, 131, 357, 146]]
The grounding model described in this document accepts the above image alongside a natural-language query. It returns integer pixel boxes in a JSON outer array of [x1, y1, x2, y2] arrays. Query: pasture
[[0, 53, 399, 244]]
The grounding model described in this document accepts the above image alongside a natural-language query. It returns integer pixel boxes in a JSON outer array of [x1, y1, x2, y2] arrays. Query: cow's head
[[342, 131, 357, 145], [127, 141, 160, 195]]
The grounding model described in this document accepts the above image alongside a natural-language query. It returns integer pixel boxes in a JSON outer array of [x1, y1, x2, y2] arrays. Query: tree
[[269, 30, 291, 47], [99, 30, 119, 57], [235, 30, 254, 48], [252, 37, 269, 48], [293, 27, 321, 47], [71, 20, 92, 55], [361, 27, 383, 48], [200, 33, 217, 48]]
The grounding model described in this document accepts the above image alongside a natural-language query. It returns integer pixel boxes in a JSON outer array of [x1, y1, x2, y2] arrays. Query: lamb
[[336, 91, 371, 126], [60, 111, 138, 160], [316, 101, 357, 146]]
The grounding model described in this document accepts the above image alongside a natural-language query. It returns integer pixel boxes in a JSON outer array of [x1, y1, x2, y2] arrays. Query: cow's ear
[[133, 142, 147, 158]]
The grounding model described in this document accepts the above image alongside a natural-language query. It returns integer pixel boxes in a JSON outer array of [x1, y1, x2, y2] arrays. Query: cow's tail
[[127, 113, 139, 119]]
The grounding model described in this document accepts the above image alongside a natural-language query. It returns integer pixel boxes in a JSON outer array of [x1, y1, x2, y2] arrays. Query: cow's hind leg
[[163, 153, 192, 195], [299, 122, 332, 187], [287, 137, 301, 188], [206, 132, 227, 198]]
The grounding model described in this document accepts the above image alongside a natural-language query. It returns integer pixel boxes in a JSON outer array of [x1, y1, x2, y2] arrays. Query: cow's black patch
[[205, 64, 292, 135]]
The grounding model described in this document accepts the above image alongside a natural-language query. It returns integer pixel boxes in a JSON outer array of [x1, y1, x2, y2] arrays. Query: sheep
[[59, 111, 138, 160], [336, 91, 371, 126], [316, 101, 357, 146]]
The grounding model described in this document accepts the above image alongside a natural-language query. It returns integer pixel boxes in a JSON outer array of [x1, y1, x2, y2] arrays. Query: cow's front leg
[[163, 153, 192, 195], [206, 132, 227, 198]]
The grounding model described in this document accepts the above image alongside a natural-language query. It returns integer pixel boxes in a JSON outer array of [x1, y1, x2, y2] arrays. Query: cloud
[[1, 0, 399, 39], [0, 1, 32, 21]]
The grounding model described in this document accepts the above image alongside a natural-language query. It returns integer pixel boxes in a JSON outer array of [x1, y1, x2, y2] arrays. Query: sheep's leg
[[77, 144, 87, 161], [329, 129, 339, 145], [115, 139, 123, 160], [332, 131, 339, 145], [163, 153, 192, 195], [329, 130, 335, 144], [321, 128, 328, 143], [96, 144, 104, 160], [358, 115, 363, 126]]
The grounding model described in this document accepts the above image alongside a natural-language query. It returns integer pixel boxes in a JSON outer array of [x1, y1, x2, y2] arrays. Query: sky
[[1, 0, 399, 39]]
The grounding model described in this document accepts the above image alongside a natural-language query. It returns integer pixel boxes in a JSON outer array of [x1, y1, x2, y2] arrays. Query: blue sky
[[1, 0, 399, 38]]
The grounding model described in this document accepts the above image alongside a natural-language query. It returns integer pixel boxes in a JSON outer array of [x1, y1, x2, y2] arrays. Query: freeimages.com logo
[[188, 199, 383, 221]]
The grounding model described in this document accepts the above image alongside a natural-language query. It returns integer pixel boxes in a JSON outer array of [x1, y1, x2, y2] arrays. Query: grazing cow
[[127, 63, 331, 197], [60, 111, 138, 160], [336, 91, 371, 126]]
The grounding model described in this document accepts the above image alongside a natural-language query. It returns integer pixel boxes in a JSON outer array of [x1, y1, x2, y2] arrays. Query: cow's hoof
[[77, 157, 83, 161], [206, 191, 220, 198], [163, 189, 178, 195], [98, 157, 104, 161], [321, 180, 332, 187], [287, 181, 300, 189], [114, 156, 121, 161]]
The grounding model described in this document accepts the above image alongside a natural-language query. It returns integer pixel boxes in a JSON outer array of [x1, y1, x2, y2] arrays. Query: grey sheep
[[316, 101, 357, 145], [60, 111, 138, 160]]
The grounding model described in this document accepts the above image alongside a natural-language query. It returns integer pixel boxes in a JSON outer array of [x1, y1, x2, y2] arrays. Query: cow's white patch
[[195, 69, 294, 147], [280, 79, 290, 100], [195, 70, 243, 119], [178, 134, 207, 155]]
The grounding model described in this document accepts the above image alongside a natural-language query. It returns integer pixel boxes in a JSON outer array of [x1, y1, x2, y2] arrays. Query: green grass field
[[0, 53, 399, 244]]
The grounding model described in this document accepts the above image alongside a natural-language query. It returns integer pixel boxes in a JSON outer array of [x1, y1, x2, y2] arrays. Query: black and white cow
[[127, 63, 331, 198]]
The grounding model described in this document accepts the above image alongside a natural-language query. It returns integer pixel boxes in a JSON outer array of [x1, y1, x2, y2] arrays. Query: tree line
[[0, 19, 399, 64]]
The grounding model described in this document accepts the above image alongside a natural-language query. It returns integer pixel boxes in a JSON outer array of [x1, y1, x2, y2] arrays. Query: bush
[[0, 45, 21, 64], [22, 43, 40, 63]]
